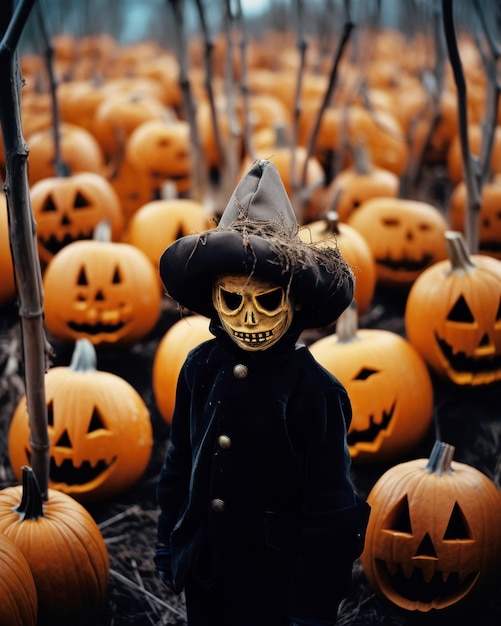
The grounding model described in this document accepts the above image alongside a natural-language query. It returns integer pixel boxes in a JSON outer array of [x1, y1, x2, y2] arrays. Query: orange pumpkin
[[27, 122, 106, 185], [43, 224, 161, 347], [0, 466, 109, 625], [0, 532, 37, 626], [348, 197, 448, 289], [299, 212, 376, 314], [125, 118, 192, 196], [310, 305, 433, 463], [0, 192, 16, 307], [124, 197, 214, 287], [446, 124, 501, 184], [405, 231, 501, 386], [30, 171, 124, 266], [448, 175, 501, 260], [8, 338, 153, 503], [153, 315, 213, 424], [361, 441, 501, 615]]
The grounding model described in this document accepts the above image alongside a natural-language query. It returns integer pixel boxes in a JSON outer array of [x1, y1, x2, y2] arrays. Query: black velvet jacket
[[156, 323, 370, 623]]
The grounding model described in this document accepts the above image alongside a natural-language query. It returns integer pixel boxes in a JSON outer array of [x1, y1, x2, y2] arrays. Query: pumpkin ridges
[[0, 533, 38, 626]]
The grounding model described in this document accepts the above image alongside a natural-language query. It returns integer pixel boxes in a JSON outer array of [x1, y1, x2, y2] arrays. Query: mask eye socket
[[255, 287, 284, 314], [219, 288, 243, 313]]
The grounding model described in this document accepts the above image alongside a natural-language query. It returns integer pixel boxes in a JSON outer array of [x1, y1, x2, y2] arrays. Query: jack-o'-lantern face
[[405, 232, 501, 386], [310, 325, 433, 464], [348, 198, 448, 288], [43, 240, 161, 347], [8, 340, 153, 503], [31, 172, 124, 266], [213, 274, 294, 351], [361, 444, 501, 614]]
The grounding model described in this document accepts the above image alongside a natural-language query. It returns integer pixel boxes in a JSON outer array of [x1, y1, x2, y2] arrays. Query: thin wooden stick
[[109, 569, 187, 620], [442, 0, 481, 253], [0, 0, 51, 499]]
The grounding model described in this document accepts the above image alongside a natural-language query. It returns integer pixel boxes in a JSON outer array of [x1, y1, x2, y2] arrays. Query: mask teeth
[[233, 329, 273, 343]]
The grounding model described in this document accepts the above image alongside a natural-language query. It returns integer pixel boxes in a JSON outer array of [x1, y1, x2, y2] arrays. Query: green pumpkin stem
[[14, 466, 45, 521], [425, 441, 455, 475], [445, 231, 477, 273], [70, 338, 98, 373]]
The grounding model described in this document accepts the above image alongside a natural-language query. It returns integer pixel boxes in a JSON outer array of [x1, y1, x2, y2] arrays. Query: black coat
[[156, 325, 370, 625]]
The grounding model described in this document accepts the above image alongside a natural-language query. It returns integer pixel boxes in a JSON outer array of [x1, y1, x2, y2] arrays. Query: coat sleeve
[[288, 384, 371, 624], [156, 361, 193, 545]]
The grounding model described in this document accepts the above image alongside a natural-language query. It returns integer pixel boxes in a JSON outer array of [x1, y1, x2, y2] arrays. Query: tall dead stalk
[[0, 0, 51, 498]]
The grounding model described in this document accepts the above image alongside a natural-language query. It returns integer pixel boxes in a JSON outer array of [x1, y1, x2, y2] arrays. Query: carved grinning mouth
[[40, 229, 94, 256], [26, 448, 117, 485], [377, 254, 433, 272], [232, 329, 273, 344], [347, 402, 396, 445], [375, 558, 478, 605], [67, 320, 126, 334], [435, 332, 501, 376]]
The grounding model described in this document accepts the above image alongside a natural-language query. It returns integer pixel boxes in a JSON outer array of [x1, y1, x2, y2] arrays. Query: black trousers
[[184, 540, 296, 626]]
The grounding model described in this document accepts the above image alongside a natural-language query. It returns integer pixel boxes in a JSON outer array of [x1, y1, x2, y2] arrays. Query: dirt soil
[[1, 217, 501, 625]]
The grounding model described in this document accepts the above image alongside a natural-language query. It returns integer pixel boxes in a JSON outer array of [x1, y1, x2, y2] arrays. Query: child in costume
[[154, 160, 370, 626]]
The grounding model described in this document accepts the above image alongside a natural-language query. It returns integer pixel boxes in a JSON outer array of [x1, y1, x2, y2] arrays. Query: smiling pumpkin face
[[361, 442, 501, 614], [310, 308, 433, 464], [348, 197, 448, 289], [43, 238, 161, 347], [8, 339, 153, 503], [31, 172, 124, 266], [405, 232, 501, 386]]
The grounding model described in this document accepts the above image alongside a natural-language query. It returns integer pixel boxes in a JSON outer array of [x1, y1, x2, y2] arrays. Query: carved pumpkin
[[309, 305, 433, 463], [123, 197, 214, 288], [153, 315, 212, 424], [299, 212, 376, 314], [0, 532, 37, 626], [348, 197, 448, 289], [125, 118, 192, 196], [8, 339, 153, 503], [405, 231, 501, 386], [0, 466, 109, 625], [27, 122, 105, 185], [361, 441, 501, 615], [30, 171, 124, 266], [43, 223, 161, 347], [0, 193, 16, 307], [448, 176, 501, 260]]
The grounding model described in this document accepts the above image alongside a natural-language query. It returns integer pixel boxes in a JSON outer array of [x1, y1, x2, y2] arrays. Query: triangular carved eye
[[385, 495, 412, 534], [355, 367, 379, 381], [112, 266, 122, 284], [88, 408, 107, 433], [77, 267, 88, 286], [74, 191, 91, 209], [41, 195, 57, 212], [443, 503, 471, 540], [47, 400, 54, 427], [446, 295, 474, 323], [414, 532, 437, 558]]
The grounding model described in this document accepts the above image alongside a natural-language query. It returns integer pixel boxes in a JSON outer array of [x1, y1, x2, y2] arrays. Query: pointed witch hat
[[159, 160, 354, 329]]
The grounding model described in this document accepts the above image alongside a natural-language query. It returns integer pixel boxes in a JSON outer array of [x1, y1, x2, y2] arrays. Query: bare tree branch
[[0, 0, 51, 499]]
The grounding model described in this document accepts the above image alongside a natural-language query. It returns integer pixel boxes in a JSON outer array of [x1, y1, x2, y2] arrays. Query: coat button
[[233, 364, 248, 379], [218, 434, 232, 450], [211, 498, 226, 513]]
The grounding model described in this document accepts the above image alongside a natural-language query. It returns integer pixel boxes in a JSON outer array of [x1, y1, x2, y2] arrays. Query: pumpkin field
[[1, 0, 501, 624]]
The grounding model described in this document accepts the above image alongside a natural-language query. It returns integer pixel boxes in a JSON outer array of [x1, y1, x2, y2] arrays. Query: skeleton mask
[[213, 274, 295, 351]]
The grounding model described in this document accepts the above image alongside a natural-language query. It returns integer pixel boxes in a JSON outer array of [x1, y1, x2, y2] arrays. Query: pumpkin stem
[[425, 440, 455, 475], [70, 339, 98, 373], [445, 231, 477, 273], [351, 139, 371, 176], [336, 301, 359, 343], [14, 466, 45, 521], [93, 220, 112, 243]]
